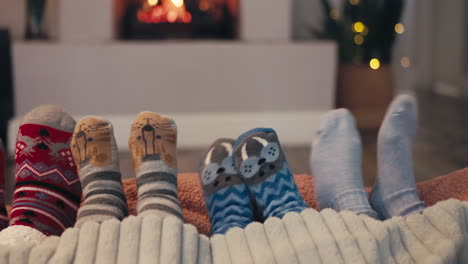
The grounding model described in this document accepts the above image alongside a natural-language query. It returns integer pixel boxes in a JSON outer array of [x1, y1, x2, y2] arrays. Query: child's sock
[[129, 112, 183, 220], [370, 94, 426, 219], [199, 138, 254, 235], [233, 128, 308, 220], [10, 105, 81, 236], [310, 109, 378, 218], [0, 140, 8, 230], [72, 116, 128, 227]]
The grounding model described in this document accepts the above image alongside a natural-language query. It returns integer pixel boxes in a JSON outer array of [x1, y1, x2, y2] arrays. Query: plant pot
[[336, 64, 394, 130]]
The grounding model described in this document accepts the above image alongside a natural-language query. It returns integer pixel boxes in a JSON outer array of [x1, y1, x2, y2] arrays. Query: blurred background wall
[[0, 0, 337, 157]]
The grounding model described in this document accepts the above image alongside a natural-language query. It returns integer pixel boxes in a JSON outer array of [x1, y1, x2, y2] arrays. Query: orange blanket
[[123, 168, 468, 236]]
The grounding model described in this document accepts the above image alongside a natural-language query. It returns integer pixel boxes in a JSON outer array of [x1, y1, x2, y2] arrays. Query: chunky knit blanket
[[1, 169, 468, 263], [0, 199, 467, 263], [124, 169, 468, 236]]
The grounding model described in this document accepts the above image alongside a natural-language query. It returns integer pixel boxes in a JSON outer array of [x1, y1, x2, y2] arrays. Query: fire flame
[[171, 0, 184, 8], [148, 0, 158, 6], [138, 0, 192, 24]]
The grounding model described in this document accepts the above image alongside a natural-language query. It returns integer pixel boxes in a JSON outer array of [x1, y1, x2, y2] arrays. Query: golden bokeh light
[[395, 23, 405, 34], [349, 0, 360, 5], [354, 34, 364, 45], [148, 0, 158, 6], [353, 22, 365, 33], [400, 56, 410, 68], [369, 58, 380, 70]]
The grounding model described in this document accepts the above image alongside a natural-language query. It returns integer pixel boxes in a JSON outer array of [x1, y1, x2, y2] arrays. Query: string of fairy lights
[[321, 0, 408, 70], [350, 21, 408, 70]]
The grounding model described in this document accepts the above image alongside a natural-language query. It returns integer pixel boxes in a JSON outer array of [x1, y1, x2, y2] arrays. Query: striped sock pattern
[[205, 184, 253, 234], [10, 106, 81, 236], [249, 162, 309, 219], [199, 138, 254, 235], [0, 140, 9, 230], [129, 112, 183, 220], [135, 160, 182, 219], [234, 128, 308, 220], [72, 117, 128, 227]]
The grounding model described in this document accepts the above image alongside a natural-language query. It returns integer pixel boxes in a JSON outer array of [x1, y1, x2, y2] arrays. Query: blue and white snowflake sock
[[199, 138, 254, 235], [233, 128, 308, 220], [370, 94, 426, 219], [310, 109, 378, 218]]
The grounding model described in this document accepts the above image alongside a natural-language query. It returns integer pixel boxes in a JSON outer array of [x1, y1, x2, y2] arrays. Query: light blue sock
[[199, 138, 254, 235], [370, 94, 426, 219], [310, 109, 378, 218], [233, 128, 308, 220]]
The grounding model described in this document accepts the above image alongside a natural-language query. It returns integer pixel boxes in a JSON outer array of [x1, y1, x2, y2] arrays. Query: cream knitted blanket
[[0, 199, 466, 264]]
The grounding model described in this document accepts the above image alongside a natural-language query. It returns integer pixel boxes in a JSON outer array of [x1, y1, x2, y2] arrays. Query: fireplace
[[5, 0, 336, 153], [118, 0, 238, 40]]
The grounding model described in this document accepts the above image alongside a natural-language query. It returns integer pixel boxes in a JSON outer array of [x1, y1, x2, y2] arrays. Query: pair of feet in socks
[[201, 94, 426, 236], [199, 128, 309, 235], [74, 111, 182, 227], [312, 94, 426, 220], [0, 105, 183, 244]]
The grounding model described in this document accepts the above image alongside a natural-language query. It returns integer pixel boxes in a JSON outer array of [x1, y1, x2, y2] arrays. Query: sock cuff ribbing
[[377, 188, 425, 217], [327, 189, 378, 218]]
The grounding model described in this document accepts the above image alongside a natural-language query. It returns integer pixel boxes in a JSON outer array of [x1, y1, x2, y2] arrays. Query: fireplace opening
[[117, 0, 238, 40]]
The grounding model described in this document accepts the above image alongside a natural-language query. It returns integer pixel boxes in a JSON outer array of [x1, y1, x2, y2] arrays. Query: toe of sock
[[388, 94, 417, 112], [322, 108, 354, 125], [233, 128, 276, 148], [198, 138, 235, 171], [379, 94, 418, 144], [383, 94, 417, 126], [316, 108, 357, 137], [199, 138, 243, 195], [132, 111, 176, 128], [77, 115, 109, 124], [21, 105, 76, 132]]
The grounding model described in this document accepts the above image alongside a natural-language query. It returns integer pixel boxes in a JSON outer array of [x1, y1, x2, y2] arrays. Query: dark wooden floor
[[5, 91, 468, 204]]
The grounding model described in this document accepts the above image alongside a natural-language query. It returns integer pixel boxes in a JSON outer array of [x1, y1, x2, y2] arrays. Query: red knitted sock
[[0, 139, 8, 230], [10, 106, 82, 236]]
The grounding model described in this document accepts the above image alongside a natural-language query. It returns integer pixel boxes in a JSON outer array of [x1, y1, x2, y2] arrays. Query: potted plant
[[313, 0, 404, 130]]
